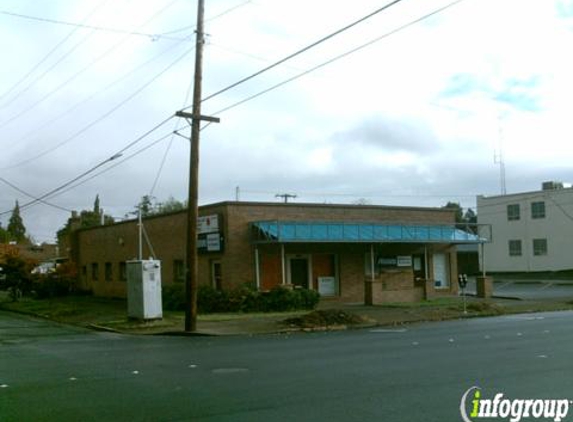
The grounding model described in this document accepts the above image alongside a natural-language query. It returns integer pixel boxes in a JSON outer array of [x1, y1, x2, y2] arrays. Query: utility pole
[[275, 193, 297, 203], [175, 0, 219, 332]]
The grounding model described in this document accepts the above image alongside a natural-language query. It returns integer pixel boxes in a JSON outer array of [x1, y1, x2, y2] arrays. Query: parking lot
[[464, 277, 573, 301]]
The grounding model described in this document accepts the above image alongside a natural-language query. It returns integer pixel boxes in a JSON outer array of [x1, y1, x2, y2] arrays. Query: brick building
[[70, 201, 486, 303]]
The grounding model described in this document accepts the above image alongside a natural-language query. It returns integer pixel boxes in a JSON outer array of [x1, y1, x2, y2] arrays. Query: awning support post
[[370, 244, 375, 282], [281, 244, 286, 285], [254, 246, 260, 290]]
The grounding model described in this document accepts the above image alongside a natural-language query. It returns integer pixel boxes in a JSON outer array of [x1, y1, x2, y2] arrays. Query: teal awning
[[251, 221, 487, 244]]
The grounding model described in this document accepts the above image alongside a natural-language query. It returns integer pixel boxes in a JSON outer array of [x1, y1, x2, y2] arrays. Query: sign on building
[[198, 215, 219, 234]]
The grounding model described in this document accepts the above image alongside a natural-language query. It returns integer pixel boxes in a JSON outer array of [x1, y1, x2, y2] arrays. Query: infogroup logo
[[460, 386, 571, 422]]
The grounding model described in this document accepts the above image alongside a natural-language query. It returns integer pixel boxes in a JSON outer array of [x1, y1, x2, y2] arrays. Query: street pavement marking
[[537, 355, 548, 359], [517, 332, 523, 336], [0, 384, 8, 388], [188, 364, 198, 369], [212, 368, 249, 374], [369, 329, 407, 333], [132, 370, 140, 375], [484, 335, 491, 339], [543, 330, 551, 334], [449, 338, 455, 343], [412, 342, 419, 346], [69, 377, 77, 381]]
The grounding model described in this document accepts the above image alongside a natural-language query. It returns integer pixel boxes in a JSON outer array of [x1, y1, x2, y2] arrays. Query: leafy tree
[[0, 223, 8, 243], [7, 201, 26, 242], [156, 196, 186, 214], [443, 201, 464, 224], [0, 256, 33, 301], [57, 195, 114, 250]]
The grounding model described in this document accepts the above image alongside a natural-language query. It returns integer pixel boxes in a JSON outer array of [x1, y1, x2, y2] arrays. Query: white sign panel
[[396, 255, 413, 267], [198, 215, 219, 234], [206, 233, 221, 252]]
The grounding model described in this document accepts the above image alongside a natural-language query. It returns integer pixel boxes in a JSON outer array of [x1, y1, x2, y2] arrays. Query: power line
[[2, 34, 194, 158], [193, 0, 406, 106], [149, 75, 195, 196], [210, 0, 466, 117], [1, 43, 195, 170], [0, 175, 72, 213], [0, 8, 185, 41], [0, 117, 174, 217], [0, 0, 179, 129], [0, 0, 109, 104]]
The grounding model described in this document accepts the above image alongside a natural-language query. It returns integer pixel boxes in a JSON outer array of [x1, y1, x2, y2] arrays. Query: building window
[[119, 262, 127, 282], [82, 265, 87, 279], [173, 260, 185, 283], [105, 262, 112, 282], [91, 263, 99, 281], [531, 201, 546, 219], [533, 239, 548, 256], [508, 240, 522, 256], [211, 261, 222, 290], [507, 204, 520, 221]]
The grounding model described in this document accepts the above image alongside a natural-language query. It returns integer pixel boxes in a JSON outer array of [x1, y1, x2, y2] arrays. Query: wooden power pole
[[175, 0, 219, 332]]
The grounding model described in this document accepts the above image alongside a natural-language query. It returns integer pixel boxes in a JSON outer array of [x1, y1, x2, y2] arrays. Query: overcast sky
[[0, 0, 572, 243]]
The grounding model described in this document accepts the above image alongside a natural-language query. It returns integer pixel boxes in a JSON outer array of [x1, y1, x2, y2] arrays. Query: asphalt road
[[465, 278, 573, 301], [2, 310, 573, 422]]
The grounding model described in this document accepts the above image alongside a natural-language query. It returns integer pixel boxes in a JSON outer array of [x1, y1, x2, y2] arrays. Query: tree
[[0, 222, 7, 243], [57, 195, 114, 250], [443, 202, 464, 224], [7, 201, 26, 242]]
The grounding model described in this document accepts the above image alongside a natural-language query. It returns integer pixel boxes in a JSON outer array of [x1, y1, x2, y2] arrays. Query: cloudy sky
[[0, 0, 572, 243]]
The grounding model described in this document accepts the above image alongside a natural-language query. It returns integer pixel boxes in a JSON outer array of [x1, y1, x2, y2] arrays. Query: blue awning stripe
[[252, 221, 485, 244]]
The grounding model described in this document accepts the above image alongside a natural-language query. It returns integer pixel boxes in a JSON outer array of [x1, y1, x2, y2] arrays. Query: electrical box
[[127, 260, 163, 320]]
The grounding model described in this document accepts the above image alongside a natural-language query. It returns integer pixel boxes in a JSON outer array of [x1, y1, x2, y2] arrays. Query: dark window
[[105, 262, 112, 282], [508, 240, 522, 257], [91, 263, 99, 281], [82, 266, 87, 278], [173, 260, 185, 283], [119, 262, 127, 282], [212, 261, 223, 290], [533, 239, 548, 256], [507, 204, 520, 221], [531, 201, 546, 219]]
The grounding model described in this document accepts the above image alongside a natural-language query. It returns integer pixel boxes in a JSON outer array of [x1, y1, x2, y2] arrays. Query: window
[[82, 265, 87, 279], [531, 201, 546, 219], [211, 261, 222, 290], [508, 240, 522, 256], [173, 260, 185, 283], [119, 262, 127, 282], [507, 204, 520, 221], [105, 262, 112, 282], [91, 263, 99, 281], [533, 239, 548, 256]]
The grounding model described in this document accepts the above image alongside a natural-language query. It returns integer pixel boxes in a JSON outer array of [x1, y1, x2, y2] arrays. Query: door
[[289, 257, 310, 288], [433, 253, 450, 288]]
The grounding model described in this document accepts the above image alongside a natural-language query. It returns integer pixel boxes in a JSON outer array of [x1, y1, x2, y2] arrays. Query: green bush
[[31, 262, 80, 299], [162, 283, 321, 314], [162, 283, 187, 311]]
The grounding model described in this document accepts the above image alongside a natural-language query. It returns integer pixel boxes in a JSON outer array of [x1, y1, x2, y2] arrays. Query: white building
[[477, 182, 573, 272]]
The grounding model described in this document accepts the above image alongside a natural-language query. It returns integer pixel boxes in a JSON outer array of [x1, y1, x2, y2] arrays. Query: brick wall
[[72, 201, 458, 301]]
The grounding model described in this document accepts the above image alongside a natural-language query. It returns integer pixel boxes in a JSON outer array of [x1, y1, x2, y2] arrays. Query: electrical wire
[[3, 34, 194, 156], [0, 8, 185, 41], [0, 175, 72, 213], [193, 0, 406, 106], [0, 117, 175, 217], [0, 0, 179, 129], [1, 43, 195, 170], [149, 73, 195, 196], [210, 0, 466, 117], [0, 0, 109, 104]]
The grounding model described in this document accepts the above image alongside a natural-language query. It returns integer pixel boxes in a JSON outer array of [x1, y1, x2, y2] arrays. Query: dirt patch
[[283, 309, 374, 329]]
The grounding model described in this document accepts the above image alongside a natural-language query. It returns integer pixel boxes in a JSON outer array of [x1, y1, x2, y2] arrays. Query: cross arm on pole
[[175, 110, 220, 123]]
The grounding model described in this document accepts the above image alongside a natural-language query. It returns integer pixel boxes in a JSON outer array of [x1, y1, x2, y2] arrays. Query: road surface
[[1, 310, 573, 421]]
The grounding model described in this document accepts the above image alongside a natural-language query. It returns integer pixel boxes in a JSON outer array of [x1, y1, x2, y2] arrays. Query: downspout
[[370, 244, 375, 282]]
